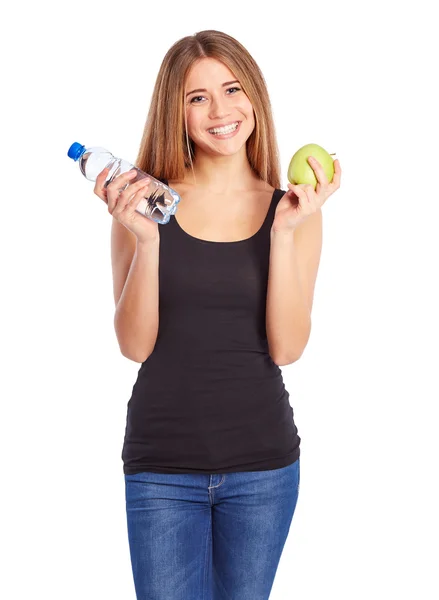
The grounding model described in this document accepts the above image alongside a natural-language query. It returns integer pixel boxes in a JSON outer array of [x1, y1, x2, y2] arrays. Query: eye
[[190, 87, 241, 104]]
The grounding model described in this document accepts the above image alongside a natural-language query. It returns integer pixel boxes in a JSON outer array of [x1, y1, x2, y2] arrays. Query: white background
[[1, 0, 438, 598]]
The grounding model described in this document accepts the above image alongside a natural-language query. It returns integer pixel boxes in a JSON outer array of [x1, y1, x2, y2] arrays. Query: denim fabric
[[124, 457, 300, 599]]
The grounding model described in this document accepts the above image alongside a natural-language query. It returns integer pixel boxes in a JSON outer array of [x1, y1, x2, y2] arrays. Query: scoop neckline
[[172, 188, 279, 246]]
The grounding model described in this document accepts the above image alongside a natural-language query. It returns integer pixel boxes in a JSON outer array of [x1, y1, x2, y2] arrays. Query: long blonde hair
[[134, 30, 282, 190]]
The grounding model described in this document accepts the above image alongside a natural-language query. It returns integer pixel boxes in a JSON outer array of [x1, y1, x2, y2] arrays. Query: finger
[[297, 185, 316, 209], [123, 180, 152, 217], [111, 178, 150, 216], [106, 169, 138, 196], [94, 167, 111, 201], [108, 177, 148, 215], [107, 173, 147, 212], [331, 159, 342, 188], [307, 156, 328, 186], [96, 166, 110, 183], [287, 185, 309, 213], [287, 183, 308, 201]]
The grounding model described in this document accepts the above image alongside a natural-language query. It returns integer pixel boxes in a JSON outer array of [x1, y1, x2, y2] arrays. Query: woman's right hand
[[94, 168, 159, 244]]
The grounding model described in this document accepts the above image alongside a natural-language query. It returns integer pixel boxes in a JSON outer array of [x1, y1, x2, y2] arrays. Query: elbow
[[268, 319, 312, 367], [271, 335, 310, 365], [270, 335, 310, 366], [116, 337, 153, 363], [272, 351, 302, 366], [118, 339, 153, 363], [114, 313, 155, 363], [121, 349, 151, 363]]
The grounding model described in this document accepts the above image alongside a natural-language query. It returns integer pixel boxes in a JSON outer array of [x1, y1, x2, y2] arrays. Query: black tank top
[[121, 182, 301, 474]]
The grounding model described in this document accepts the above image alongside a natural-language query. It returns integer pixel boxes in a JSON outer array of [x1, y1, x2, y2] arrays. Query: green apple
[[287, 143, 335, 190]]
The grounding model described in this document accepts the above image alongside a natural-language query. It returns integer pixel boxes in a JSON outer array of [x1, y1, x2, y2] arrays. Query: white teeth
[[208, 122, 239, 135]]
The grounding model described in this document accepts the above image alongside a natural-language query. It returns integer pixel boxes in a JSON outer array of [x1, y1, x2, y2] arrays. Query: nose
[[208, 94, 231, 121]]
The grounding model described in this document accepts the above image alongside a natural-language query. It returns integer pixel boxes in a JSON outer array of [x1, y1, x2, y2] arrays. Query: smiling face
[[184, 57, 256, 157]]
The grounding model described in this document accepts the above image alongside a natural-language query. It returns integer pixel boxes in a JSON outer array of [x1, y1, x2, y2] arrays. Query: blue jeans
[[124, 457, 300, 599]]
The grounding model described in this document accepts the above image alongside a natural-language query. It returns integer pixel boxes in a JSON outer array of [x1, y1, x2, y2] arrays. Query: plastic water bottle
[[67, 143, 180, 224]]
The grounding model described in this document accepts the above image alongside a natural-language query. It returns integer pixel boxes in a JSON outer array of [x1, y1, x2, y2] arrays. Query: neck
[[184, 148, 260, 194]]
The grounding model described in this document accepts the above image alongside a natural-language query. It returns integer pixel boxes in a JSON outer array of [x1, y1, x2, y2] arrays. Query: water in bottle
[[67, 143, 180, 224]]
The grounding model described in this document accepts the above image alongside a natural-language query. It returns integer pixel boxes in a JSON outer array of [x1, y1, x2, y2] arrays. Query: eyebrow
[[186, 80, 240, 97]]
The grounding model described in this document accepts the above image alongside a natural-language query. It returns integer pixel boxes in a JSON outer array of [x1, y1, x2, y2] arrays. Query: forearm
[[114, 238, 160, 362], [266, 230, 311, 365]]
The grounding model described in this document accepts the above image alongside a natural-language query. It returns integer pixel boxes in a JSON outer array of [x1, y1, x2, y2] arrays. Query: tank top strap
[[263, 187, 286, 233], [269, 187, 285, 213]]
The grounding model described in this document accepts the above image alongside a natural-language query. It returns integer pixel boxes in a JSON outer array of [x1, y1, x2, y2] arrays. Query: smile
[[207, 121, 241, 138]]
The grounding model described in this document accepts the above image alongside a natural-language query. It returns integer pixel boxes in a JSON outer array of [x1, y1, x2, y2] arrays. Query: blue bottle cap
[[68, 142, 86, 161]]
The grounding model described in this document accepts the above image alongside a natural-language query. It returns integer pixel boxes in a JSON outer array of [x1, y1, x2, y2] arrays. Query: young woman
[[94, 29, 341, 600]]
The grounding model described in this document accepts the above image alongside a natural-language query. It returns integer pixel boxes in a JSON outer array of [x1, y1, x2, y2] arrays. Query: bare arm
[[266, 231, 311, 365], [111, 218, 160, 362], [266, 209, 322, 365]]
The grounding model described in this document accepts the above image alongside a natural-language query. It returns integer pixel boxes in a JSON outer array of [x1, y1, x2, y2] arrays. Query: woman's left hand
[[272, 157, 342, 234]]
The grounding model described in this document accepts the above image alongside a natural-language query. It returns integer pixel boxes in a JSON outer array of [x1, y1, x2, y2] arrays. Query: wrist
[[270, 226, 296, 240], [136, 235, 160, 250]]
